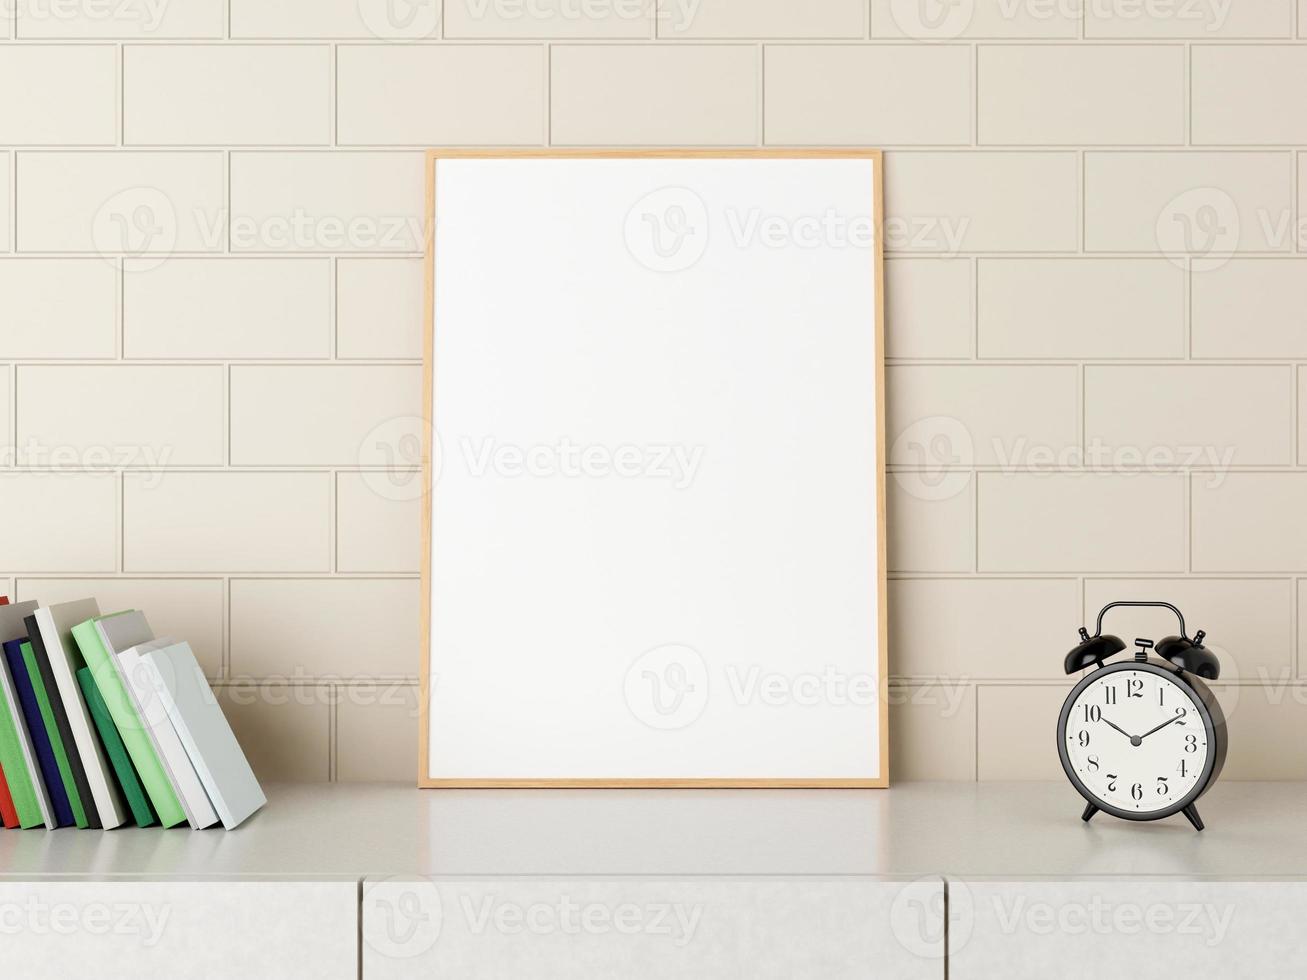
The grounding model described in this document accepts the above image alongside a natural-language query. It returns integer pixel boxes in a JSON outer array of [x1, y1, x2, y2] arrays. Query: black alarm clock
[[1057, 601, 1227, 832]]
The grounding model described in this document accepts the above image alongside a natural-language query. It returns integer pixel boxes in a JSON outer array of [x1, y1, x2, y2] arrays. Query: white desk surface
[[2, 781, 1303, 880]]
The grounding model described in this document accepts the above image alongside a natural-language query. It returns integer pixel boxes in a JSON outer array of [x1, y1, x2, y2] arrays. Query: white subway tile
[[0, 474, 117, 572], [1086, 366, 1293, 466], [230, 578, 419, 678], [0, 153, 10, 251], [979, 45, 1184, 145], [1193, 260, 1307, 358], [765, 45, 971, 145], [16, 151, 225, 253], [124, 45, 331, 146], [1192, 474, 1307, 571], [229, 152, 425, 252], [17, 365, 226, 466], [230, 366, 423, 466], [550, 44, 758, 145], [0, 259, 117, 358], [1084, 152, 1293, 253], [16, 0, 226, 38], [214, 684, 330, 781], [124, 472, 332, 572], [888, 683, 975, 780], [230, 0, 440, 39], [885, 258, 972, 360], [337, 258, 424, 359], [337, 45, 544, 146], [20, 576, 225, 677], [978, 259, 1185, 359], [1212, 684, 1307, 778], [336, 473, 421, 573], [1193, 46, 1307, 144], [662, 0, 860, 37], [887, 475, 974, 573], [976, 685, 1066, 780], [885, 152, 1078, 253], [124, 258, 331, 358], [891, 578, 1079, 678], [336, 686, 420, 781], [978, 473, 1187, 572], [0, 45, 117, 145], [889, 365, 1078, 466], [447, 0, 650, 37]]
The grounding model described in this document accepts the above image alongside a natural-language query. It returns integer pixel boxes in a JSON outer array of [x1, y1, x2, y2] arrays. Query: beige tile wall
[[3, 1, 1306, 783]]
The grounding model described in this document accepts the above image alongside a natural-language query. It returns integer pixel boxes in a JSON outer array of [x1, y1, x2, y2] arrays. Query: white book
[[139, 641, 265, 829], [118, 641, 220, 830], [29, 600, 129, 830], [0, 601, 53, 829]]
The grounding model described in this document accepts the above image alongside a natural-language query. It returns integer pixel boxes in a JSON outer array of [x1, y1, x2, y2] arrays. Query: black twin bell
[[1064, 601, 1220, 679]]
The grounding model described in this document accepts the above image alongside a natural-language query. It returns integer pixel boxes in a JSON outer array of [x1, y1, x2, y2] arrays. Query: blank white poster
[[425, 154, 884, 784]]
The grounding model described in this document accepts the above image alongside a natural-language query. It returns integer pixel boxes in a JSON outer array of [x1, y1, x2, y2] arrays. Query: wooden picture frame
[[419, 149, 887, 788]]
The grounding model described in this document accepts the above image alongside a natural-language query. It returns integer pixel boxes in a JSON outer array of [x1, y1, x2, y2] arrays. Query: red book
[[0, 762, 18, 828], [0, 597, 9, 605]]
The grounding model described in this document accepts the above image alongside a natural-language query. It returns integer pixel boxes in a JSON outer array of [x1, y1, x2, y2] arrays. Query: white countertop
[[2, 781, 1304, 880]]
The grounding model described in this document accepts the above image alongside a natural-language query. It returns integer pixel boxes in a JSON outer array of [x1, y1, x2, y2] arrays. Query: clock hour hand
[[1101, 717, 1136, 741], [1139, 709, 1187, 741]]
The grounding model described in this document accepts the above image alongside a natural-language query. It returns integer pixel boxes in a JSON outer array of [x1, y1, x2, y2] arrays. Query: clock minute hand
[[1139, 711, 1187, 741]]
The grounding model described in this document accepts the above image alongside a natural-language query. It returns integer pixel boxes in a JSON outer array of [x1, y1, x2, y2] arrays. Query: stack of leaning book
[[0, 597, 265, 830]]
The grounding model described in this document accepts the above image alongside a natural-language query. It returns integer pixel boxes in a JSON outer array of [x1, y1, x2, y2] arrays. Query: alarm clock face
[[1059, 663, 1213, 818]]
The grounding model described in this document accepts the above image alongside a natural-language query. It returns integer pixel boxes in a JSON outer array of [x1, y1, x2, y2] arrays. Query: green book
[[77, 668, 156, 828], [21, 641, 88, 828], [0, 680, 45, 828], [71, 615, 185, 828]]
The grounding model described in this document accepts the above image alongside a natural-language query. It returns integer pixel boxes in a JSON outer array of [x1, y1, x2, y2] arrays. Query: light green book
[[21, 641, 89, 828], [71, 613, 186, 828]]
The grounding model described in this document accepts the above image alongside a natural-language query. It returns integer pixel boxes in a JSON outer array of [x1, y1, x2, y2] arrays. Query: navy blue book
[[2, 639, 75, 828]]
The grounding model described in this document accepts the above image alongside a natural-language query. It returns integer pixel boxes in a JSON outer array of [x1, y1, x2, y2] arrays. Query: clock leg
[[1182, 804, 1204, 832], [1081, 803, 1098, 823]]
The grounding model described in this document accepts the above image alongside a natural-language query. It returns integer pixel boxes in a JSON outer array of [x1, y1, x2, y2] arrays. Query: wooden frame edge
[[418, 148, 888, 790]]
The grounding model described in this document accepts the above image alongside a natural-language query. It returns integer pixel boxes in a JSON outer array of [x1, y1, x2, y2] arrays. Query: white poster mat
[[422, 153, 885, 785]]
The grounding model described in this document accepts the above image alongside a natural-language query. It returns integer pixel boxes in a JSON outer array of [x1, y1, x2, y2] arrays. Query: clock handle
[[1092, 600, 1189, 642]]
